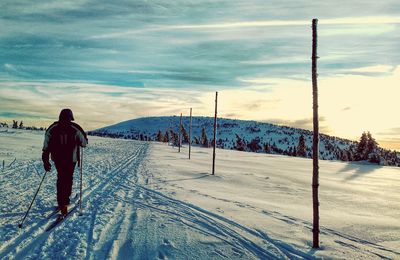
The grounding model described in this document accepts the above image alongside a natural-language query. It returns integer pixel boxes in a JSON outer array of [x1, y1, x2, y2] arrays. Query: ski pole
[[18, 170, 48, 229], [79, 148, 83, 215]]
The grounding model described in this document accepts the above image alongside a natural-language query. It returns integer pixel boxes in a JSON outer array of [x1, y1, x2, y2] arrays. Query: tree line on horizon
[[88, 125, 400, 167], [0, 120, 46, 131], [2, 119, 398, 167]]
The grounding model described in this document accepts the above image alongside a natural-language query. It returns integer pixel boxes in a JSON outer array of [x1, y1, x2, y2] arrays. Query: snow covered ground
[[1, 129, 399, 259]]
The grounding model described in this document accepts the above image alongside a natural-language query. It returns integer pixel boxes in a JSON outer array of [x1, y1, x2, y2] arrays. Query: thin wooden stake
[[212, 92, 218, 175], [312, 18, 320, 249], [79, 148, 83, 215], [178, 113, 182, 153], [189, 108, 192, 159]]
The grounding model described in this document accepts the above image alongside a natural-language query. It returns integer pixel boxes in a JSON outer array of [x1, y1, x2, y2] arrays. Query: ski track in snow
[[0, 140, 147, 259], [1, 134, 398, 259], [1, 137, 312, 259]]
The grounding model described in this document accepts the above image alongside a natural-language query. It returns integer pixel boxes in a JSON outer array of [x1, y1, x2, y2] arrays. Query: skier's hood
[[59, 108, 74, 122]]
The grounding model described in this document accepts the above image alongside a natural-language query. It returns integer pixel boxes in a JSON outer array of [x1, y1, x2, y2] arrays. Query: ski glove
[[44, 161, 51, 172], [42, 150, 51, 172]]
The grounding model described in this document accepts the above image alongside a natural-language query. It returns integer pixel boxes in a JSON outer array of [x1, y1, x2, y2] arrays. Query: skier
[[42, 108, 88, 217]]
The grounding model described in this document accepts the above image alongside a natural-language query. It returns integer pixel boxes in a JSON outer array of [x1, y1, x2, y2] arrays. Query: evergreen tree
[[343, 151, 349, 161], [169, 129, 175, 144], [217, 138, 224, 148], [247, 137, 261, 152], [181, 125, 189, 143], [292, 146, 297, 157], [368, 152, 381, 164], [201, 127, 208, 147], [347, 144, 356, 161], [297, 134, 307, 157], [366, 131, 378, 156], [169, 129, 179, 146], [174, 132, 180, 146], [234, 134, 246, 151], [156, 130, 164, 142], [355, 131, 380, 163], [366, 132, 379, 163], [163, 131, 169, 143], [356, 132, 368, 160], [264, 143, 271, 153]]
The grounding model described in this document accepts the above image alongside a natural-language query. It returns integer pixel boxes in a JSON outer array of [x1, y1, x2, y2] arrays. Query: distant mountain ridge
[[88, 116, 400, 166]]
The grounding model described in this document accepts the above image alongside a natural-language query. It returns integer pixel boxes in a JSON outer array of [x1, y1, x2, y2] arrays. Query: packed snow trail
[[0, 134, 309, 259], [0, 139, 149, 259], [2, 130, 399, 259]]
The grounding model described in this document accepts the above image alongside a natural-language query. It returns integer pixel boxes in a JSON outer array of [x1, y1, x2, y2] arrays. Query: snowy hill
[[1, 129, 399, 259], [89, 116, 399, 166]]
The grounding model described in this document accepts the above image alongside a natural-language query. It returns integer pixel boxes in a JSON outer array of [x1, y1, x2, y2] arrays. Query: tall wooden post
[[79, 148, 84, 215], [189, 108, 192, 159], [312, 18, 320, 249], [178, 113, 182, 153], [212, 92, 218, 175]]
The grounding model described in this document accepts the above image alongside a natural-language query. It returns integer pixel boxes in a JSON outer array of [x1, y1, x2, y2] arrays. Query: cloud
[[0, 80, 208, 129], [3, 1, 400, 89], [266, 117, 331, 133], [376, 128, 400, 150], [1, 0, 400, 150], [377, 127, 400, 136], [377, 138, 400, 151], [4, 63, 16, 70], [339, 65, 396, 77], [92, 16, 400, 39]]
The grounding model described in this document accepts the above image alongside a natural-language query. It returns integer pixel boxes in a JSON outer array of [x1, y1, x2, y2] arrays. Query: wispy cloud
[[377, 127, 400, 136], [0, 80, 208, 129], [266, 117, 331, 134], [1, 1, 400, 150], [91, 16, 400, 39], [350, 65, 394, 73]]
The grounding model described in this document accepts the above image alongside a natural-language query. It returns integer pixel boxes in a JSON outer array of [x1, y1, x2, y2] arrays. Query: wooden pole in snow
[[311, 18, 320, 249], [79, 148, 84, 215], [178, 113, 182, 153], [189, 108, 192, 159], [212, 92, 218, 175]]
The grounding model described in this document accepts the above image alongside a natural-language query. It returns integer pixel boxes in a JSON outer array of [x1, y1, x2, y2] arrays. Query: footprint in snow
[[162, 238, 176, 249]]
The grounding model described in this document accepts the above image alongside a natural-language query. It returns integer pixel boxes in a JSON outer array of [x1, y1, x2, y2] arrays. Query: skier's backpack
[[49, 123, 77, 162]]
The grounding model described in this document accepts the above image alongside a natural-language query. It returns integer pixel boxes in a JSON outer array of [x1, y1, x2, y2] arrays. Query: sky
[[0, 0, 399, 150]]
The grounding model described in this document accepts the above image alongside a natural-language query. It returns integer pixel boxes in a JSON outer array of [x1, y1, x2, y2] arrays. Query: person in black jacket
[[42, 108, 88, 216]]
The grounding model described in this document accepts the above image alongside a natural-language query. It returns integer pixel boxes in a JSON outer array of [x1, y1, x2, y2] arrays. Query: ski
[[45, 204, 78, 232], [44, 194, 79, 219], [45, 207, 60, 219]]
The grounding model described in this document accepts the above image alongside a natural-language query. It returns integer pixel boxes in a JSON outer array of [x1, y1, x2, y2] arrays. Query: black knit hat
[[59, 108, 75, 122]]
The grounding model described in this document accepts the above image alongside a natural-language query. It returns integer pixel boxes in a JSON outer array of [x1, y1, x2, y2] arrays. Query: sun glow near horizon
[[212, 67, 400, 150], [0, 1, 399, 150], [1, 65, 399, 150]]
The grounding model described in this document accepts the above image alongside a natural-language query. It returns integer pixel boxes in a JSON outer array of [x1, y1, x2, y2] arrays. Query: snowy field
[[0, 129, 399, 259]]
